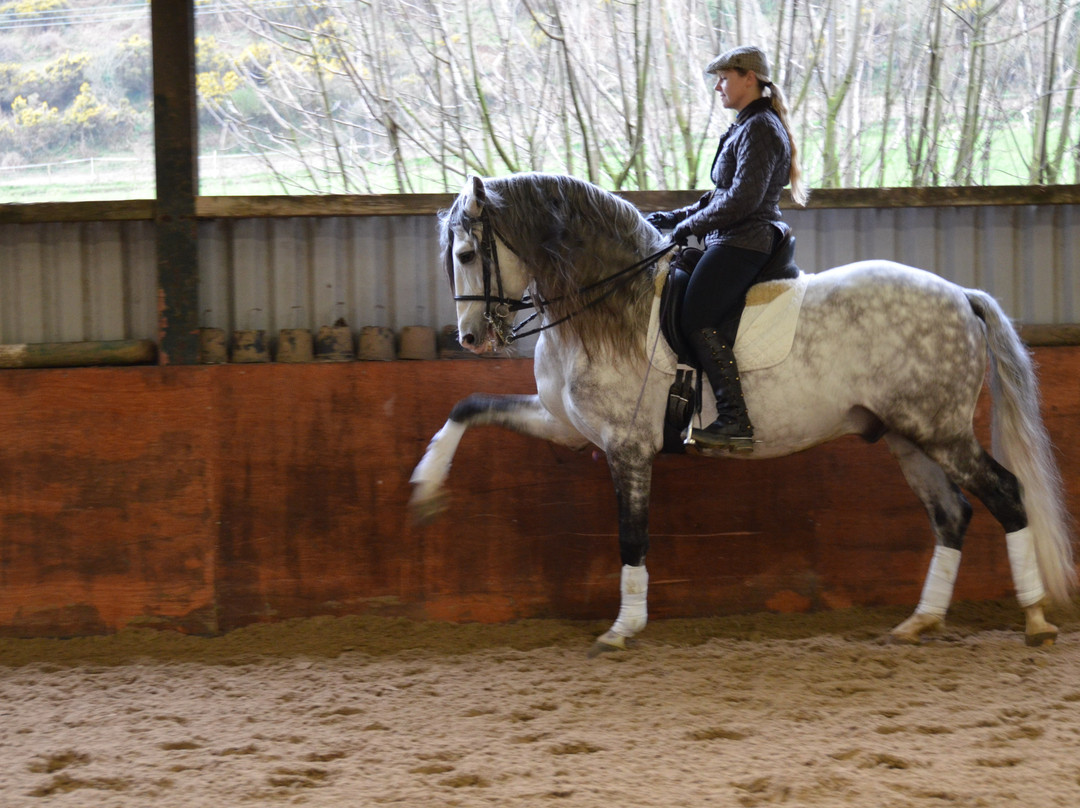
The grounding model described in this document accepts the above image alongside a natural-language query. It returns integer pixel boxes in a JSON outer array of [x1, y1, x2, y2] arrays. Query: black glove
[[671, 222, 692, 247], [646, 210, 679, 230]]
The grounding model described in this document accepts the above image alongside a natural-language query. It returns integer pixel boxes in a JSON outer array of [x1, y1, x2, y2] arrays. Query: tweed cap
[[704, 45, 771, 83]]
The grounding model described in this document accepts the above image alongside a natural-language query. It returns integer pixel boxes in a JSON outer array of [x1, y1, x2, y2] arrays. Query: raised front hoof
[[587, 631, 627, 658], [887, 613, 943, 645], [1025, 630, 1058, 648], [408, 486, 448, 525]]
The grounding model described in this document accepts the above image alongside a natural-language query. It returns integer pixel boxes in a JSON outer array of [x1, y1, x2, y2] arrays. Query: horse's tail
[[966, 289, 1076, 609]]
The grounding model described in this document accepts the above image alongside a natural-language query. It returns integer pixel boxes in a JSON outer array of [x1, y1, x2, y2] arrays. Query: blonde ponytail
[[763, 82, 808, 206]]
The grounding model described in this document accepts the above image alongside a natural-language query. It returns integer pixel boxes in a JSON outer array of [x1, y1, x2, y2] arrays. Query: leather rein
[[452, 209, 673, 345]]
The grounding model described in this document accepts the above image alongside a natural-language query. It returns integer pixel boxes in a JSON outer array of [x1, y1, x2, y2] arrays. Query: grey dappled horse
[[410, 172, 1075, 656]]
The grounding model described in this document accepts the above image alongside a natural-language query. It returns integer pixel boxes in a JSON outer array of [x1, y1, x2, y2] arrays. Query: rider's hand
[[646, 211, 679, 230], [671, 222, 692, 247]]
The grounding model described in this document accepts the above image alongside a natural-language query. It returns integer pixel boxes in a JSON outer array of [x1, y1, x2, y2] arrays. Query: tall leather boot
[[687, 327, 754, 452]]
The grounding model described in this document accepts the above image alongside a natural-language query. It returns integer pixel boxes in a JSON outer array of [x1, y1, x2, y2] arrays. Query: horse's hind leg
[[925, 437, 1058, 646], [886, 434, 973, 643]]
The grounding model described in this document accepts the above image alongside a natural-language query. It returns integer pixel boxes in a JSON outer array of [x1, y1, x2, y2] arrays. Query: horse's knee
[[449, 393, 501, 423]]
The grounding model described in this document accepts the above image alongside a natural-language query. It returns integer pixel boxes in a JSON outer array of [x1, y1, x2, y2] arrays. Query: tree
[[190, 0, 1079, 194]]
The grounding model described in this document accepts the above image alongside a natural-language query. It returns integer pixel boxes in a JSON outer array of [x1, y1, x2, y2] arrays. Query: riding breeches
[[680, 242, 772, 343]]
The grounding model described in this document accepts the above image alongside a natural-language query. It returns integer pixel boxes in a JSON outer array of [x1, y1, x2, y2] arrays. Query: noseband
[[452, 208, 674, 344]]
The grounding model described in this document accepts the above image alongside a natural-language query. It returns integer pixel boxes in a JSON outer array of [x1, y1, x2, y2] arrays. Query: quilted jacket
[[673, 97, 791, 253]]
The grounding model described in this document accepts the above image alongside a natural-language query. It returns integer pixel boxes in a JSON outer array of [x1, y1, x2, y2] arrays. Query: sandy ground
[[1, 601, 1079, 808]]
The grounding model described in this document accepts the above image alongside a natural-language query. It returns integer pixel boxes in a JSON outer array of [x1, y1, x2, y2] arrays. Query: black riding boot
[[687, 327, 754, 452]]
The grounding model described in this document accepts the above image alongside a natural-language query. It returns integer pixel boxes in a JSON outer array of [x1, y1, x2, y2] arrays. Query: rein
[[453, 209, 672, 344]]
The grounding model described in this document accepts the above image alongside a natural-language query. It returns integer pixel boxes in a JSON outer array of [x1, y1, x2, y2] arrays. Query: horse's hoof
[[587, 641, 622, 658], [885, 630, 922, 646], [408, 488, 447, 525], [587, 631, 626, 658], [1025, 631, 1057, 648], [886, 613, 942, 646]]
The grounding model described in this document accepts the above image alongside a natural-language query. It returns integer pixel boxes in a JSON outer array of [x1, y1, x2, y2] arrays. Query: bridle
[[450, 209, 535, 345], [452, 208, 674, 345]]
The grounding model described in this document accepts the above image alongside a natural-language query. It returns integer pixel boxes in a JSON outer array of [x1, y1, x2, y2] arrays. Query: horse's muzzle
[[459, 314, 512, 353], [458, 326, 502, 354]]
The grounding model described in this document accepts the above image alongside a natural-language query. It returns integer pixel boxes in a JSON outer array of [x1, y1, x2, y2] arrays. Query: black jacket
[[673, 98, 791, 253]]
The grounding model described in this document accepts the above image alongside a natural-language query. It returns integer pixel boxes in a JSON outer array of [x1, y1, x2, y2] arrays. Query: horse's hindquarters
[[741, 264, 986, 452]]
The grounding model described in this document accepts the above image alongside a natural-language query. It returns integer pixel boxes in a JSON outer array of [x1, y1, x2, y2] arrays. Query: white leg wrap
[[1006, 526, 1045, 608], [409, 421, 466, 486], [915, 546, 961, 618], [610, 564, 649, 638]]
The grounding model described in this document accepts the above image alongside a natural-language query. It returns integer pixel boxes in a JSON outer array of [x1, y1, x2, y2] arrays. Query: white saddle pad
[[733, 272, 810, 371]]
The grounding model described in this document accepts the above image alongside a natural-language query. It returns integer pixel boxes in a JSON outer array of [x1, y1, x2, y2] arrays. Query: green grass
[[3, 120, 1076, 205]]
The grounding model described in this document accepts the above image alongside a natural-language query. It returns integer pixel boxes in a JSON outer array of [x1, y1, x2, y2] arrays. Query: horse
[[410, 172, 1076, 656]]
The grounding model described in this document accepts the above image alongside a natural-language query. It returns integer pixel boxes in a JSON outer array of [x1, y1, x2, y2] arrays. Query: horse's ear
[[463, 175, 486, 218]]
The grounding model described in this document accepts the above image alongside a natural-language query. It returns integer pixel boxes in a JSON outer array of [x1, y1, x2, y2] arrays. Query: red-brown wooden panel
[[0, 348, 1075, 636], [0, 369, 217, 636]]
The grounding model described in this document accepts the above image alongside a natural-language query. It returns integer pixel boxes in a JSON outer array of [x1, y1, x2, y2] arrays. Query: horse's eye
[[458, 250, 476, 264]]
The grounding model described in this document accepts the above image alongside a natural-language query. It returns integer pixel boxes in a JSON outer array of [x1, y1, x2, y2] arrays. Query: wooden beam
[[195, 193, 454, 219], [0, 200, 155, 224], [1019, 324, 1080, 347], [3, 184, 1079, 225], [0, 340, 157, 369], [152, 0, 199, 365]]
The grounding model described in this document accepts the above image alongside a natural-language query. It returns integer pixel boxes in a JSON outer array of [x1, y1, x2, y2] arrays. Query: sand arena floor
[[1, 601, 1079, 807]]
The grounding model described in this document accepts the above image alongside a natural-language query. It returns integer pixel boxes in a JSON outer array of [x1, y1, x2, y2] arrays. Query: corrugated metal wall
[[1, 204, 1076, 349], [786, 205, 1078, 324], [197, 216, 450, 335], [0, 220, 157, 345]]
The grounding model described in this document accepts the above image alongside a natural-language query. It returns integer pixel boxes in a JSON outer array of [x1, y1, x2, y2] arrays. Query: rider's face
[[715, 69, 759, 112]]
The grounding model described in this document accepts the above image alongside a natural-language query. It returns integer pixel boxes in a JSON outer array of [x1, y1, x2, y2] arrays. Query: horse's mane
[[441, 173, 667, 359]]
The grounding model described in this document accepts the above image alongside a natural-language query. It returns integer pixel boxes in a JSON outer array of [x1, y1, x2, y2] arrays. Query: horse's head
[[441, 176, 528, 354]]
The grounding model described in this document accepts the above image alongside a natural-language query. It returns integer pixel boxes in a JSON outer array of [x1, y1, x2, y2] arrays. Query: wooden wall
[[0, 348, 1077, 637]]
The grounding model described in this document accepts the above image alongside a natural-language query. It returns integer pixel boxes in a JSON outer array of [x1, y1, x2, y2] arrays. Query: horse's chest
[[533, 344, 634, 444]]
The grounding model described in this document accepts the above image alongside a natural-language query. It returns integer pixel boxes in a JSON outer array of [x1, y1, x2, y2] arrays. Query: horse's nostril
[[461, 333, 476, 345]]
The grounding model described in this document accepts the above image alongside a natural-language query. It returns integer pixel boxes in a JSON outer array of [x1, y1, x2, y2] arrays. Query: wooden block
[[276, 329, 314, 363], [398, 326, 437, 360], [357, 326, 396, 361]]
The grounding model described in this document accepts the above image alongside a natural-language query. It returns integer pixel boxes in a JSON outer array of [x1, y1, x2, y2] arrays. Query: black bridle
[[452, 208, 674, 345]]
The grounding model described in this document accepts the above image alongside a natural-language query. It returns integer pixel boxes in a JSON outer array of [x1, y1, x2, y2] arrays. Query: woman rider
[[648, 45, 807, 452]]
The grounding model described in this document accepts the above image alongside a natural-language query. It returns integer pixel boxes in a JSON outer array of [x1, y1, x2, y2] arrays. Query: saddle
[[659, 233, 802, 453]]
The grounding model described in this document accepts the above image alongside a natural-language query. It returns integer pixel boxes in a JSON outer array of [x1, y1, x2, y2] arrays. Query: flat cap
[[704, 45, 771, 83]]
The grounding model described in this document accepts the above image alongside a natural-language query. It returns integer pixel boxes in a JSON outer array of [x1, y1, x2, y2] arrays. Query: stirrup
[[684, 424, 755, 454]]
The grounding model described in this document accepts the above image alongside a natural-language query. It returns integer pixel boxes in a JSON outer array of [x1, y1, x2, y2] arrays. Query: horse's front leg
[[409, 393, 587, 523], [589, 451, 653, 657]]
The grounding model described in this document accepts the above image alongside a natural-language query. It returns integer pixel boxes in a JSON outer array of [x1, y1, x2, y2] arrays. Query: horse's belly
[[741, 368, 859, 456]]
